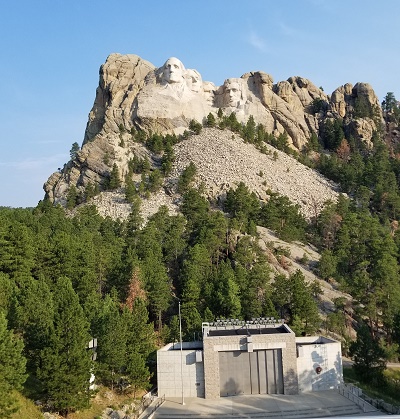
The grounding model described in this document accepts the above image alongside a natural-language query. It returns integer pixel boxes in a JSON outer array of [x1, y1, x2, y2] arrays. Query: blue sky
[[1, 0, 400, 207]]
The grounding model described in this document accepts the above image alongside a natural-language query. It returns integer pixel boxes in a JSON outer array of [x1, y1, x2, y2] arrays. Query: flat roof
[[159, 341, 203, 351], [207, 325, 289, 337], [296, 336, 338, 345]]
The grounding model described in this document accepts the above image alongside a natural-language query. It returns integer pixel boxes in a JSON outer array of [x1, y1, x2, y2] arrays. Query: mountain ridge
[[44, 52, 381, 218]]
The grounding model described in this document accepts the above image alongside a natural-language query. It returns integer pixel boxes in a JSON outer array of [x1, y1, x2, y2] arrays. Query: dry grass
[[68, 386, 144, 419], [11, 386, 145, 419], [10, 391, 42, 419]]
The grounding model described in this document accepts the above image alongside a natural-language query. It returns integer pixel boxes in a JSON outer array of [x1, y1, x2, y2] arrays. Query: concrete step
[[154, 403, 364, 418]]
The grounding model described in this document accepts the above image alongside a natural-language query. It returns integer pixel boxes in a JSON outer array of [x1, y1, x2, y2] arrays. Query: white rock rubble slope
[[169, 128, 341, 219]]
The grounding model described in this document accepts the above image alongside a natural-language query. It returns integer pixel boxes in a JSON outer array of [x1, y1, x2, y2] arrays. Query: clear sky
[[1, 0, 400, 208]]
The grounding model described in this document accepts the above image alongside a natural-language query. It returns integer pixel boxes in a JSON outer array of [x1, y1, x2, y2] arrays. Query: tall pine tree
[[38, 277, 91, 416], [0, 312, 27, 418]]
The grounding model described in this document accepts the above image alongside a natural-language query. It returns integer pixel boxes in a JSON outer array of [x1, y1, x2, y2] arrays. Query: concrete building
[[296, 336, 343, 392], [157, 320, 343, 399], [157, 341, 205, 398]]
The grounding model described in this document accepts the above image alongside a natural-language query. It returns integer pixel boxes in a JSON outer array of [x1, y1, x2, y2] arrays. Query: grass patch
[[67, 403, 104, 419], [68, 386, 143, 419], [12, 379, 146, 418], [10, 391, 42, 419], [343, 366, 400, 406]]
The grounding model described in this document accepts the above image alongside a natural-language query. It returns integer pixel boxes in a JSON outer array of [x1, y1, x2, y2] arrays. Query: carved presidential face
[[186, 69, 202, 93], [224, 79, 244, 107], [162, 57, 185, 84]]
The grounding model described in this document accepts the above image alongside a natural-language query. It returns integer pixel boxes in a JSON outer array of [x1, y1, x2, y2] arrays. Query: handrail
[[338, 384, 370, 413], [143, 394, 165, 418], [338, 383, 400, 414]]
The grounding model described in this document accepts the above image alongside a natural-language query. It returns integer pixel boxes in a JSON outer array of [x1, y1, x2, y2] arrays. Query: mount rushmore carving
[[82, 53, 381, 150], [44, 53, 382, 206]]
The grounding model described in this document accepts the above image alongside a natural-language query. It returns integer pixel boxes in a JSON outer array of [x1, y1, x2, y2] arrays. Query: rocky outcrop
[[330, 83, 353, 118], [62, 128, 341, 223], [329, 82, 383, 148], [84, 54, 155, 143], [43, 52, 383, 214], [348, 117, 376, 149], [212, 71, 327, 149], [81, 54, 335, 149]]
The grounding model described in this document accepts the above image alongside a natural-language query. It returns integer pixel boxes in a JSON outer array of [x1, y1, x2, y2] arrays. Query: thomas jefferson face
[[187, 69, 202, 92], [162, 57, 185, 84]]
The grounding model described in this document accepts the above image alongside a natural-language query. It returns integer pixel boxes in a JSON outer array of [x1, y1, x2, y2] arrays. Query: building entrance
[[219, 349, 284, 396]]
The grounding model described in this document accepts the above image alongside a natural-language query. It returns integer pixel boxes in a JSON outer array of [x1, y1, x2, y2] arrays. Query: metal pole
[[178, 300, 185, 405]]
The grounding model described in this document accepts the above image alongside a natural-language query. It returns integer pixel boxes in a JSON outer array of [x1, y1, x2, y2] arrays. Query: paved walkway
[[144, 390, 386, 418]]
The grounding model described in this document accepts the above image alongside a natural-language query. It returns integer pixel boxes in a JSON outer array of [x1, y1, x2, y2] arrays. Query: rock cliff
[[43, 53, 383, 218]]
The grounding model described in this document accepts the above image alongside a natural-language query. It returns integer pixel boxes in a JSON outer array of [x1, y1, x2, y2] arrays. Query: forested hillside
[[2, 92, 400, 417]]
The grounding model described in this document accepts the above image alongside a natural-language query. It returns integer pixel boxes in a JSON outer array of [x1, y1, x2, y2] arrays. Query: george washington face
[[162, 57, 185, 84]]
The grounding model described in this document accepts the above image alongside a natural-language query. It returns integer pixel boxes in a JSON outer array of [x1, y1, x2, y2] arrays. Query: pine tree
[[159, 214, 187, 265], [224, 182, 260, 233], [271, 270, 320, 334], [140, 254, 171, 331], [125, 176, 137, 203], [0, 221, 35, 282], [84, 182, 97, 201], [205, 112, 216, 128], [181, 188, 210, 230], [177, 162, 197, 194], [189, 119, 202, 134], [66, 185, 78, 209], [147, 169, 163, 193], [38, 277, 91, 416], [211, 261, 241, 318], [125, 266, 147, 310], [181, 243, 212, 309], [108, 163, 122, 190], [126, 351, 151, 397], [259, 192, 307, 242], [127, 298, 155, 359], [382, 92, 397, 114], [181, 301, 202, 340], [0, 273, 14, 313], [289, 270, 320, 334], [350, 323, 387, 384], [0, 312, 27, 419], [126, 196, 143, 235], [70, 142, 80, 160], [243, 115, 256, 143], [13, 276, 54, 371], [96, 296, 129, 389]]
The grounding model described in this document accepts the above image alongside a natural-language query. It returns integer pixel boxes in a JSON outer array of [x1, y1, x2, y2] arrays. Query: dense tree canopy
[[4, 102, 400, 412]]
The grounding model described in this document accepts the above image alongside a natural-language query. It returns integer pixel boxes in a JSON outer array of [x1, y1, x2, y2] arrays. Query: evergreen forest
[[2, 93, 400, 416]]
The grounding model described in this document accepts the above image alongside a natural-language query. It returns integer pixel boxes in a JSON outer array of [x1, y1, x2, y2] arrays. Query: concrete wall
[[157, 334, 344, 399], [203, 325, 298, 399], [157, 342, 204, 398], [296, 337, 343, 392]]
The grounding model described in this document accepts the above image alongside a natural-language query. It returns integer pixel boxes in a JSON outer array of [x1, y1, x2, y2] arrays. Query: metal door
[[219, 349, 284, 396]]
